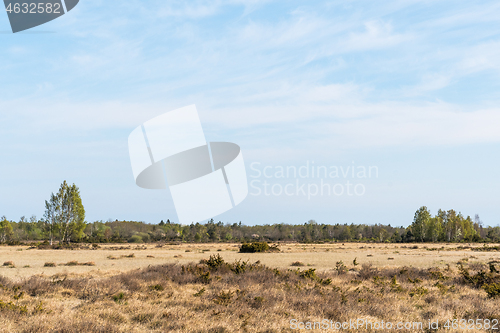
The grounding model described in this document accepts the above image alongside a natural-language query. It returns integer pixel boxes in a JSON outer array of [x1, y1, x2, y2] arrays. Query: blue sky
[[1, 0, 500, 226]]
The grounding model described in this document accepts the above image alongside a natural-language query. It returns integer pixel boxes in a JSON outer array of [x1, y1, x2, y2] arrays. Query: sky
[[1, 0, 500, 227]]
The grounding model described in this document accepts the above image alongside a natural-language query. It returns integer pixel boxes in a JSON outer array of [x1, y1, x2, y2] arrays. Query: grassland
[[0, 243, 499, 332]]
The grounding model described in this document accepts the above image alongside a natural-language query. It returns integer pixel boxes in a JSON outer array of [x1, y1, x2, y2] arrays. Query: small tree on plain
[[44, 181, 86, 244]]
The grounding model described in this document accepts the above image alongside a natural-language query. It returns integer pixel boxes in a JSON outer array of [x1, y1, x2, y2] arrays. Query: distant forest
[[1, 206, 499, 244]]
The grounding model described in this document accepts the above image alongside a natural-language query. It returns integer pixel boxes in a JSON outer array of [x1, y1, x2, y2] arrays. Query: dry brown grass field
[[1, 243, 499, 332]]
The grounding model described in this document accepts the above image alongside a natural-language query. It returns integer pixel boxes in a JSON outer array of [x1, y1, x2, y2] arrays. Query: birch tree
[[44, 181, 86, 244]]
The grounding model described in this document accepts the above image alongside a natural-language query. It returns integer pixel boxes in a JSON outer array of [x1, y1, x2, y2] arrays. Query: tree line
[[1, 213, 499, 245], [0, 182, 499, 244]]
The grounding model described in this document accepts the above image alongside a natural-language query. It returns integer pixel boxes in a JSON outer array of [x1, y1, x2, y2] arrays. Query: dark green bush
[[206, 254, 225, 270], [299, 268, 317, 280], [231, 259, 248, 274], [239, 242, 269, 253]]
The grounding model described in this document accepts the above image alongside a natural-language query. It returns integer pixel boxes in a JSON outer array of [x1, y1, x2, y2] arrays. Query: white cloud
[[342, 20, 410, 52]]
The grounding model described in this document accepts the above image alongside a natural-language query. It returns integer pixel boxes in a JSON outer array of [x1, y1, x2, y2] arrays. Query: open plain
[[2, 243, 500, 279], [1, 243, 500, 332]]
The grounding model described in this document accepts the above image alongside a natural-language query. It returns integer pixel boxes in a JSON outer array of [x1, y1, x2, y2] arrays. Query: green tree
[[0, 216, 13, 243], [412, 206, 431, 242], [44, 181, 86, 244], [425, 217, 443, 242], [44, 193, 59, 245], [461, 216, 476, 242]]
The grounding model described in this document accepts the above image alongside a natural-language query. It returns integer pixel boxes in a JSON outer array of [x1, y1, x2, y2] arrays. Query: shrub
[[199, 271, 211, 284], [128, 235, 143, 243], [428, 270, 449, 281], [390, 276, 404, 292], [0, 300, 27, 314], [335, 261, 348, 275], [193, 288, 205, 297], [482, 283, 500, 298], [239, 242, 269, 253], [44, 262, 56, 267], [409, 286, 428, 297], [149, 284, 164, 291], [435, 282, 449, 295], [2, 261, 14, 267], [230, 259, 248, 274], [299, 268, 317, 280], [206, 254, 225, 270], [213, 290, 233, 305], [113, 292, 125, 304], [137, 232, 150, 242], [268, 244, 280, 252], [320, 278, 332, 285], [291, 261, 305, 267], [358, 264, 377, 280], [458, 263, 497, 287]]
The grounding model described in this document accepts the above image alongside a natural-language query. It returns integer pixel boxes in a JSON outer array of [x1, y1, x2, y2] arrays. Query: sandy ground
[[1, 242, 499, 281]]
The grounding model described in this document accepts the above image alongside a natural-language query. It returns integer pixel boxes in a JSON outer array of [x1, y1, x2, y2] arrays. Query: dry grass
[[1, 242, 499, 280], [0, 243, 499, 332], [0, 252, 498, 332]]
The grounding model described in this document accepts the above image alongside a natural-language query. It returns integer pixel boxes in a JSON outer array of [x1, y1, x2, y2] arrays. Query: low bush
[[81, 262, 95, 266], [112, 292, 125, 304], [299, 268, 317, 280], [239, 242, 269, 253], [149, 284, 164, 291], [335, 261, 348, 275], [482, 283, 500, 298], [206, 254, 225, 270], [291, 261, 305, 267], [65, 261, 79, 266]]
